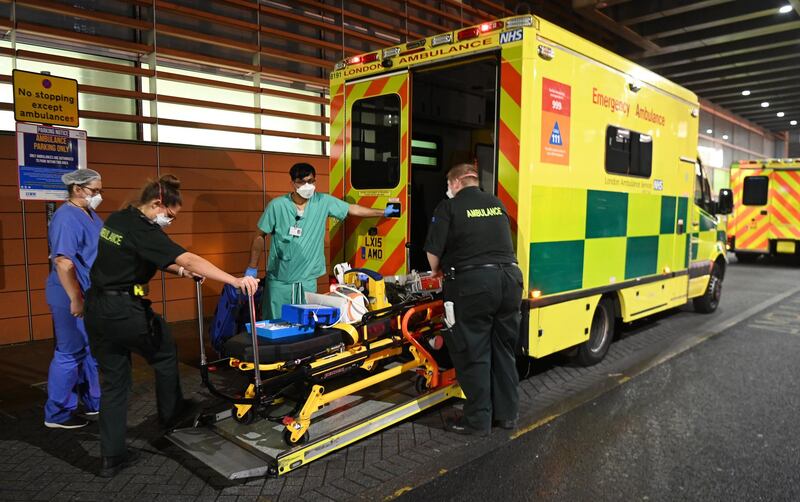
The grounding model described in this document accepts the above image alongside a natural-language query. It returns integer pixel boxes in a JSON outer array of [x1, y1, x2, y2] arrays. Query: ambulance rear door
[[341, 71, 410, 276]]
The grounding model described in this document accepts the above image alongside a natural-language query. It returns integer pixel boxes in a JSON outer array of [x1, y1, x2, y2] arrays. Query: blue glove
[[244, 267, 258, 278], [384, 204, 400, 218]]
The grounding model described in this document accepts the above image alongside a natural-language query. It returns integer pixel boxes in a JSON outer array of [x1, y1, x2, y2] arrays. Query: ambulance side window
[[351, 94, 401, 190], [605, 126, 652, 178], [742, 176, 769, 206]]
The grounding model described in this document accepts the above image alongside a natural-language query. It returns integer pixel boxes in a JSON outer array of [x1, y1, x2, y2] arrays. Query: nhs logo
[[499, 29, 523, 44]]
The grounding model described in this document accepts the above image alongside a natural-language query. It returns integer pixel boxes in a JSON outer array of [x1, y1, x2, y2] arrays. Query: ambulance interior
[[408, 56, 499, 271]]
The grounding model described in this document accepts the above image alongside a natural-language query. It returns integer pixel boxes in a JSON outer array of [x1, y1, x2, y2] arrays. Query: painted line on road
[[509, 284, 800, 442]]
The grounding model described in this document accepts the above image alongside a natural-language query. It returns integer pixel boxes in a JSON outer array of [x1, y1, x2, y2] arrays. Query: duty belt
[[96, 284, 149, 297], [445, 262, 517, 279]]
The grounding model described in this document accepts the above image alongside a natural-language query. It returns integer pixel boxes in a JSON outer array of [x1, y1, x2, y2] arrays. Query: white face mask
[[296, 183, 316, 199], [86, 194, 103, 210], [446, 187, 454, 199], [154, 212, 173, 227]]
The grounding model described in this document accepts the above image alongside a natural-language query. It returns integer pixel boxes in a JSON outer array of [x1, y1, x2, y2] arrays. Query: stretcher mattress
[[222, 330, 345, 363]]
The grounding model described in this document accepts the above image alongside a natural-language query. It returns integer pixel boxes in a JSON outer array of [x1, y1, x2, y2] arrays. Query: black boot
[[99, 449, 140, 478]]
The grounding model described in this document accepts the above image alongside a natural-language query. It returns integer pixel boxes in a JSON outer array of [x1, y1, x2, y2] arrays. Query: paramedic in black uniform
[[84, 175, 259, 477], [424, 163, 523, 436]]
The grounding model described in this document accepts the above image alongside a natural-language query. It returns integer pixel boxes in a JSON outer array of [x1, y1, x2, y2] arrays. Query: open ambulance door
[[338, 71, 410, 277]]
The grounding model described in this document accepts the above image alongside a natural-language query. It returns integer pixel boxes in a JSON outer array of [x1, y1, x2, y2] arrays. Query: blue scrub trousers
[[44, 304, 101, 423]]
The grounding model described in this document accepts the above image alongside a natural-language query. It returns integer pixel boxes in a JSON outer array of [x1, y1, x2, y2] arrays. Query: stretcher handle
[[247, 292, 263, 391], [195, 277, 207, 367], [401, 300, 443, 388]]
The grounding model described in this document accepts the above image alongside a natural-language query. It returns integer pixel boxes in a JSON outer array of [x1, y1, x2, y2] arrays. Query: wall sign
[[16, 123, 87, 201]]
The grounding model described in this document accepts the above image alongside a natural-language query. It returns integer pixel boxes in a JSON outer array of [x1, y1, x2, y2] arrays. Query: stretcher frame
[[166, 279, 462, 478]]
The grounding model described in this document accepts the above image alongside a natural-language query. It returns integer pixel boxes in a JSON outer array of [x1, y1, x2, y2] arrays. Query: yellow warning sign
[[13, 70, 79, 127]]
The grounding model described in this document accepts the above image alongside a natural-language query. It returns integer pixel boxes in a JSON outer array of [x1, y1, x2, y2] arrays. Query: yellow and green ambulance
[[328, 14, 732, 366], [728, 159, 800, 262]]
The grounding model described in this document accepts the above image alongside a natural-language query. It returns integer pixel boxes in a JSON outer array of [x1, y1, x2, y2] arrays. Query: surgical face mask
[[446, 187, 454, 199], [153, 212, 173, 227], [86, 193, 103, 210], [296, 183, 315, 199]]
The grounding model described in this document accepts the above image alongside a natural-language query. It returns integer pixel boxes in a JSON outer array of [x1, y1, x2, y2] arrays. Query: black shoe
[[99, 449, 141, 478], [445, 416, 490, 437], [161, 399, 201, 430], [493, 419, 517, 430], [44, 416, 89, 429]]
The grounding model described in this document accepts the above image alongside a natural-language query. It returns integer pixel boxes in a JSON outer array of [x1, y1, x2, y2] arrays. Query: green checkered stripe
[[529, 187, 689, 295]]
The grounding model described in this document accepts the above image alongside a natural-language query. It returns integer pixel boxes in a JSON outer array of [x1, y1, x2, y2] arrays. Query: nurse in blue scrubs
[[44, 168, 104, 429]]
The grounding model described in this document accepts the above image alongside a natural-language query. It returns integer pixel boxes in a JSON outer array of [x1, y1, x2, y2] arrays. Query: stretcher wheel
[[232, 407, 256, 425], [414, 375, 429, 395], [283, 428, 309, 446]]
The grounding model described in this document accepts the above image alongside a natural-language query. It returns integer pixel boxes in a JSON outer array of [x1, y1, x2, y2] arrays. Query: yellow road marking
[[510, 414, 559, 439]]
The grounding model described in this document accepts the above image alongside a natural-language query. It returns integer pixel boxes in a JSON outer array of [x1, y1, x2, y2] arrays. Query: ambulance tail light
[[530, 290, 542, 300]]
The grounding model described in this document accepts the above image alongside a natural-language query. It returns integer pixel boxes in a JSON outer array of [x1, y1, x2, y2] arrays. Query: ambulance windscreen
[[351, 94, 401, 189]]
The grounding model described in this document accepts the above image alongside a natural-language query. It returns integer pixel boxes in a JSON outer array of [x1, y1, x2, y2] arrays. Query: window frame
[[604, 125, 653, 179], [349, 93, 402, 191], [742, 175, 769, 206]]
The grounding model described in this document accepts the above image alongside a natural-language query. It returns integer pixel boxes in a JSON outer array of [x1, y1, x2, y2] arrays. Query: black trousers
[[443, 265, 523, 431], [85, 292, 183, 457]]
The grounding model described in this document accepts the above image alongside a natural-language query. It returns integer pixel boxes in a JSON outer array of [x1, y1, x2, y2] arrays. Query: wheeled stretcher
[[194, 269, 457, 447]]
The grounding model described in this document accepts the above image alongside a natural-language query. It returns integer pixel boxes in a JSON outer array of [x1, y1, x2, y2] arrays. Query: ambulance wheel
[[414, 375, 429, 395], [283, 429, 309, 447], [694, 266, 722, 314], [574, 298, 614, 367], [232, 408, 255, 425]]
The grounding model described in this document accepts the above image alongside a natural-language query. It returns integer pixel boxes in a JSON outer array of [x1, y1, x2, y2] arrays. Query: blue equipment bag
[[210, 279, 264, 353]]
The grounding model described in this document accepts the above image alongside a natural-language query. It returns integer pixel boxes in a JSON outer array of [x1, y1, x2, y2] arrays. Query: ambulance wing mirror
[[716, 188, 733, 215]]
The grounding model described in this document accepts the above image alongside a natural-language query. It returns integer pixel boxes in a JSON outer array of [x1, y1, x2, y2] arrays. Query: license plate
[[776, 241, 796, 254], [359, 234, 385, 261]]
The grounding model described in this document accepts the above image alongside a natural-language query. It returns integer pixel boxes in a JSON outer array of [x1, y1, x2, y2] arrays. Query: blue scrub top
[[45, 203, 104, 307], [258, 192, 349, 283]]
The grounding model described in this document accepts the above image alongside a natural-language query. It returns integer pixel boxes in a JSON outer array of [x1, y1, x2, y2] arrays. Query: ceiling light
[[791, 120, 798, 126], [777, 112, 785, 117], [761, 102, 769, 108], [722, 134, 729, 140], [706, 129, 713, 134], [779, 5, 792, 13], [741, 90, 751, 96]]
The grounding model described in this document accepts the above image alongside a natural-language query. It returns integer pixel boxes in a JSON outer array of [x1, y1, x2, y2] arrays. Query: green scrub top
[[258, 192, 350, 283]]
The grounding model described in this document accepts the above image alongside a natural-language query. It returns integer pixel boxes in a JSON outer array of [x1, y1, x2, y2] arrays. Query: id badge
[[289, 226, 302, 237]]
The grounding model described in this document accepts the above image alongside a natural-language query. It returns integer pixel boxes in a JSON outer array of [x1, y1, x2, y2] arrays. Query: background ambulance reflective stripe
[[769, 170, 800, 240], [498, 49, 523, 237], [341, 73, 409, 277], [728, 166, 769, 251]]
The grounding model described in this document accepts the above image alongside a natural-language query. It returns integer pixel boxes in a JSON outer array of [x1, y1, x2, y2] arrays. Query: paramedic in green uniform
[[424, 163, 523, 436], [246, 163, 398, 319], [84, 175, 259, 477]]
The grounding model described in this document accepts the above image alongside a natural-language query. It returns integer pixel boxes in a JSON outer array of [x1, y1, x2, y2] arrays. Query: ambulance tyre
[[283, 429, 309, 447], [694, 265, 722, 314], [574, 298, 614, 367]]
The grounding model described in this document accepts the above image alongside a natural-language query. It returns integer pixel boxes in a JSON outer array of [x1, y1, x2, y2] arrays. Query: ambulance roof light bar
[[505, 15, 534, 28], [457, 21, 503, 41]]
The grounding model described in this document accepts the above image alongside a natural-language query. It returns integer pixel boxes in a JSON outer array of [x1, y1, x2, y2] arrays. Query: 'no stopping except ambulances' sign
[[16, 123, 87, 201], [13, 69, 79, 128]]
